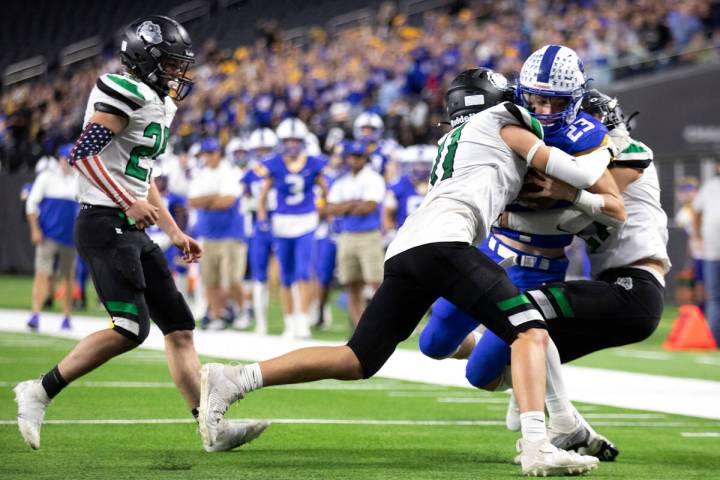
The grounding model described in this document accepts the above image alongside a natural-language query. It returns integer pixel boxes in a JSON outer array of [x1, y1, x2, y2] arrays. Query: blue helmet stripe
[[537, 45, 561, 84]]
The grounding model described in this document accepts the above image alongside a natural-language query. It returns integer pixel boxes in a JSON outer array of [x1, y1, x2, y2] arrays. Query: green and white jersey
[[586, 134, 671, 277], [385, 102, 543, 260], [78, 73, 176, 207]]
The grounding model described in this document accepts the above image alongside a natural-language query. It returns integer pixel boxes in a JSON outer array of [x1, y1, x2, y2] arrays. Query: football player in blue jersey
[[353, 112, 393, 177], [383, 145, 434, 234], [418, 45, 622, 459], [242, 128, 278, 334], [258, 118, 327, 339]]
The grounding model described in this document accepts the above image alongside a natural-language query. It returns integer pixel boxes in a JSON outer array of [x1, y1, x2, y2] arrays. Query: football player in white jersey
[[494, 91, 667, 455], [198, 68, 618, 476], [13, 15, 266, 452]]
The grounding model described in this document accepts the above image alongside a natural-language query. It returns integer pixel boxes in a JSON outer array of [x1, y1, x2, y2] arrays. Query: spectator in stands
[[693, 165, 720, 345], [25, 144, 78, 331], [326, 141, 386, 328], [675, 177, 705, 306], [187, 138, 246, 330]]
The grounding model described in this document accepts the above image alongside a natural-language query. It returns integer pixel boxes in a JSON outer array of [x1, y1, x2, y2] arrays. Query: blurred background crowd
[[1, 0, 719, 172]]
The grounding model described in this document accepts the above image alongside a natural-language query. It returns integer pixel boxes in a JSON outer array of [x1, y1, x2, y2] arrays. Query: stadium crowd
[[5, 0, 720, 337], [1, 0, 720, 172]]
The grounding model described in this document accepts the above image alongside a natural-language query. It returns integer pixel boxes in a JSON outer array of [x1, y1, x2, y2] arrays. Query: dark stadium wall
[[0, 173, 35, 274]]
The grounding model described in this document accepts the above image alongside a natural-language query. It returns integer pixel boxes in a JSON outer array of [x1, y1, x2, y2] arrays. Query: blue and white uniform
[[386, 175, 426, 228], [314, 168, 342, 287], [242, 162, 276, 283], [419, 111, 609, 387], [25, 162, 79, 247], [263, 153, 326, 286]]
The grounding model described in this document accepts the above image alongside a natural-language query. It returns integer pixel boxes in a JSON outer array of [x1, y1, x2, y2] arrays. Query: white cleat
[[518, 438, 599, 476], [198, 363, 246, 448], [506, 391, 521, 432], [14, 379, 50, 450], [551, 413, 619, 462], [203, 420, 269, 452]]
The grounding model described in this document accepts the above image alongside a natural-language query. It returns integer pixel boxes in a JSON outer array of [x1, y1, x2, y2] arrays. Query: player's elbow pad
[[544, 147, 610, 190]]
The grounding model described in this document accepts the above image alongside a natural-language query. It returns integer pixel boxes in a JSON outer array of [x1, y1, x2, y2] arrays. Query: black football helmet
[[445, 68, 515, 127], [582, 89, 638, 132], [120, 15, 195, 100]]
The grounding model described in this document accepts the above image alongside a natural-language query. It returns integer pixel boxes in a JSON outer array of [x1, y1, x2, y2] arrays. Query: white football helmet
[[399, 144, 435, 182], [225, 137, 249, 156], [248, 128, 278, 151], [275, 118, 309, 141], [353, 112, 384, 142], [517, 44, 586, 132]]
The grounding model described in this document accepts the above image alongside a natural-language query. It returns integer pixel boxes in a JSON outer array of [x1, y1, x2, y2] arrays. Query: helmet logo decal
[[137, 21, 163, 45], [487, 72, 508, 89], [464, 94, 485, 106]]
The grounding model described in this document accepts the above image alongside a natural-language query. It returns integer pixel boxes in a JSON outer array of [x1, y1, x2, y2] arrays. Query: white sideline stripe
[[0, 418, 717, 427], [614, 350, 673, 361], [681, 432, 720, 437], [437, 397, 514, 404], [2, 309, 720, 419]]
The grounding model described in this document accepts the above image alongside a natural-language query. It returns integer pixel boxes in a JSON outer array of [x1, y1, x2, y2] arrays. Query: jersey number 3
[[126, 122, 169, 182]]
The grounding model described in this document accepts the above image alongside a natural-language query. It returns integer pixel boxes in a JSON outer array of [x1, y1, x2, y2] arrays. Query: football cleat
[[203, 420, 269, 452], [14, 379, 51, 449], [60, 316, 72, 330], [506, 392, 521, 431], [198, 363, 246, 447], [550, 412, 619, 462], [518, 438, 599, 476]]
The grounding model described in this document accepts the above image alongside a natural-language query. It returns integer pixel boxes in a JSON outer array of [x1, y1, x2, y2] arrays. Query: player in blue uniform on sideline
[[258, 118, 327, 338], [241, 127, 278, 334], [418, 45, 621, 460], [383, 144, 434, 236]]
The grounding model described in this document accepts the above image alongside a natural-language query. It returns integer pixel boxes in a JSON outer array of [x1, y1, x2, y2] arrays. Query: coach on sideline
[[325, 141, 386, 328], [25, 144, 79, 332]]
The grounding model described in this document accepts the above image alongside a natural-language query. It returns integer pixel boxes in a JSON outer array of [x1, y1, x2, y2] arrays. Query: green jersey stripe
[[106, 74, 146, 102], [548, 287, 574, 318], [497, 294, 531, 311], [106, 301, 139, 316]]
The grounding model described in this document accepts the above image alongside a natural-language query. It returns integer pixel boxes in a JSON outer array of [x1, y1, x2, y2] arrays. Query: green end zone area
[[1, 331, 720, 479]]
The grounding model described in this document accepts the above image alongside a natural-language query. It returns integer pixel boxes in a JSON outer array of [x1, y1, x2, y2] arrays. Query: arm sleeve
[[71, 123, 136, 210], [544, 147, 611, 190], [25, 173, 46, 215]]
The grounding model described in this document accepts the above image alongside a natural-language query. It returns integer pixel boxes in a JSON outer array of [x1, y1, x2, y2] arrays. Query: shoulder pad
[[494, 102, 544, 140], [96, 74, 151, 110], [612, 138, 653, 169]]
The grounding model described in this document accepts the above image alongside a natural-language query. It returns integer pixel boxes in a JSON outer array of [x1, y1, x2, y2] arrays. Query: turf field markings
[[680, 432, 720, 437], [582, 413, 666, 419], [695, 356, 720, 366], [0, 418, 717, 428], [613, 350, 672, 361], [436, 397, 514, 404], [387, 391, 499, 398]]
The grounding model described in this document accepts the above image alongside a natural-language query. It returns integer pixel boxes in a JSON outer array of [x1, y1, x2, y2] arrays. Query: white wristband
[[573, 189, 605, 216], [525, 139, 544, 166]]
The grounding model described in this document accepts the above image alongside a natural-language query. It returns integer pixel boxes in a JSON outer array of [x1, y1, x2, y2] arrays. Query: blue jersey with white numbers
[[389, 175, 426, 227], [263, 154, 326, 215], [492, 112, 609, 248]]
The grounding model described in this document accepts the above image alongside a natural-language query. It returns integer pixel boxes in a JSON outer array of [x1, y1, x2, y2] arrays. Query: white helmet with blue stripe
[[248, 128, 278, 151], [517, 44, 587, 133], [353, 112, 384, 142], [275, 118, 309, 141]]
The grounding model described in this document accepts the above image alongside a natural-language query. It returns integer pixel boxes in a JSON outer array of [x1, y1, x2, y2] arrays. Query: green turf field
[[3, 274, 719, 382], [1, 331, 720, 479]]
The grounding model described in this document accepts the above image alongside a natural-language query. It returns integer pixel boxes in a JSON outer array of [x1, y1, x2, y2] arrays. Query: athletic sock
[[232, 363, 263, 393], [520, 411, 547, 442], [41, 365, 68, 399], [545, 339, 576, 431]]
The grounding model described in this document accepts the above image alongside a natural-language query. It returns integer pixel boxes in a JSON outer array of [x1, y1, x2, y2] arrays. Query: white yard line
[[0, 418, 717, 428], [2, 310, 720, 419], [680, 432, 720, 437]]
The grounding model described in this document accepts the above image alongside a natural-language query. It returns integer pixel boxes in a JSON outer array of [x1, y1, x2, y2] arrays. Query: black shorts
[[524, 267, 665, 363], [347, 242, 547, 378], [75, 205, 195, 342]]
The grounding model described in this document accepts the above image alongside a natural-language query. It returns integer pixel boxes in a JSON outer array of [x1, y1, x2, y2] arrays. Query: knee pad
[[111, 315, 150, 344], [419, 325, 459, 359], [419, 298, 479, 359], [465, 330, 511, 388]]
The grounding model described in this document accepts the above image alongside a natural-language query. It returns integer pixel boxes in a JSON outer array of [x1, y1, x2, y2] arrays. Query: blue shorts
[[313, 236, 337, 287], [274, 231, 315, 287], [418, 233, 568, 387], [249, 225, 274, 283]]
